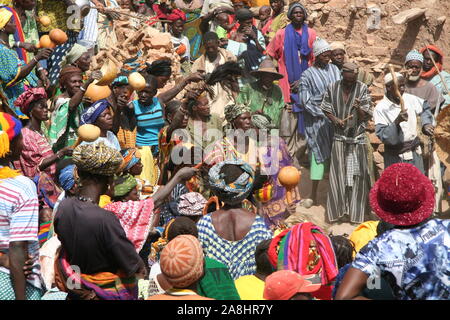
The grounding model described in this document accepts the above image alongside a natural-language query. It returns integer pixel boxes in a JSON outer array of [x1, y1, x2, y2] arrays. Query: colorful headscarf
[[112, 76, 129, 86], [114, 174, 138, 198], [405, 50, 424, 64], [120, 148, 141, 172], [160, 235, 204, 288], [72, 142, 123, 176], [177, 192, 207, 216], [61, 43, 89, 68], [0, 8, 13, 29], [0, 112, 22, 159], [208, 159, 254, 205], [59, 66, 83, 88], [420, 45, 444, 80], [15, 87, 47, 116], [224, 103, 251, 125], [80, 99, 110, 125], [58, 164, 77, 191], [252, 114, 275, 130]]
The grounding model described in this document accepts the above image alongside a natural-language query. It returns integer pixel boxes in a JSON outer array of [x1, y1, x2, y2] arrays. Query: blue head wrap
[[80, 99, 110, 125], [208, 159, 254, 205], [59, 164, 76, 191], [112, 76, 129, 86]]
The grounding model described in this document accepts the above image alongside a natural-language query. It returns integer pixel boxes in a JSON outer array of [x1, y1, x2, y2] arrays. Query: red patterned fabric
[[104, 198, 156, 252], [14, 127, 56, 179]]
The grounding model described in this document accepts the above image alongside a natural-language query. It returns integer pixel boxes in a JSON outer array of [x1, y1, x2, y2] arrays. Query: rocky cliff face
[[303, 0, 449, 98]]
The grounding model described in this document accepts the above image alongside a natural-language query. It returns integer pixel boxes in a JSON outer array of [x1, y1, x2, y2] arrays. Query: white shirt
[[374, 93, 425, 143]]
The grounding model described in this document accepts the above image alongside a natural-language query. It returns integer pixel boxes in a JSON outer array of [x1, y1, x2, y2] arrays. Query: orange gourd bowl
[[49, 28, 68, 45], [278, 166, 301, 188]]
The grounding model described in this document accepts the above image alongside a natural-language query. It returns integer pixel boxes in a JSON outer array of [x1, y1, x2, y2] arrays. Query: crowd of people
[[0, 0, 449, 301]]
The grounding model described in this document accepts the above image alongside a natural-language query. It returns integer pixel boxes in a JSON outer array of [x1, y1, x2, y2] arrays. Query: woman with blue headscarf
[[79, 98, 121, 151], [197, 159, 273, 280]]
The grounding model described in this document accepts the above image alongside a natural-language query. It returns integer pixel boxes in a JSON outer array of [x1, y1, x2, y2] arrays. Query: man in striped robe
[[321, 62, 372, 224], [298, 38, 341, 206]]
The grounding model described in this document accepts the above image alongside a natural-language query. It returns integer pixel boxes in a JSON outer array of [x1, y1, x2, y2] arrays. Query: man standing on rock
[[321, 62, 372, 224], [298, 38, 341, 207], [373, 73, 434, 174]]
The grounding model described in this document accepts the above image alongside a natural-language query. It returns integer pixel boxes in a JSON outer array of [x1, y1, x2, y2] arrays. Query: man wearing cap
[[420, 45, 450, 106], [263, 270, 320, 300], [374, 72, 434, 173], [330, 41, 374, 87], [336, 163, 450, 300], [405, 50, 445, 112], [236, 58, 285, 127], [298, 37, 341, 207], [321, 62, 372, 224]]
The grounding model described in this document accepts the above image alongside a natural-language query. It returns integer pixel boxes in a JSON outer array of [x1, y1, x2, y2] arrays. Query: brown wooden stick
[[342, 114, 354, 122], [388, 64, 406, 112], [425, 46, 450, 94]]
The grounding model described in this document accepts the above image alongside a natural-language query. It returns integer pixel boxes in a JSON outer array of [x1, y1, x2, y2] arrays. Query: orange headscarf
[[420, 45, 444, 80]]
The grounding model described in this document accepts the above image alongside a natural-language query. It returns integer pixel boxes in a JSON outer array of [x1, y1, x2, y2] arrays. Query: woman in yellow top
[[234, 239, 274, 300]]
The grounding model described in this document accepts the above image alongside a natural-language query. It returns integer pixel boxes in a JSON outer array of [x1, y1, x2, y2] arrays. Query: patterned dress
[[0, 43, 38, 117], [352, 219, 450, 300], [48, 97, 84, 152], [197, 214, 273, 280]]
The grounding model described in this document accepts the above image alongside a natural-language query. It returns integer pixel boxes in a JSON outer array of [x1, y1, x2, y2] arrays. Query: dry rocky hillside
[[304, 0, 449, 98]]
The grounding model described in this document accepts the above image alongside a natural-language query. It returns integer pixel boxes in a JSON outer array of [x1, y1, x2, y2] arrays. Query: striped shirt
[[134, 98, 165, 147], [299, 63, 342, 163], [0, 172, 41, 289]]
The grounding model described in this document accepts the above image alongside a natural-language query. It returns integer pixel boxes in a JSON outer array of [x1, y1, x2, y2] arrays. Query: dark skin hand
[[8, 241, 29, 300], [151, 167, 198, 208], [0, 253, 34, 277], [335, 267, 371, 300]]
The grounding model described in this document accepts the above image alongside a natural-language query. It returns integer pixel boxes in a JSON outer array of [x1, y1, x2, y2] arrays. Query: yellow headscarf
[[0, 8, 13, 30]]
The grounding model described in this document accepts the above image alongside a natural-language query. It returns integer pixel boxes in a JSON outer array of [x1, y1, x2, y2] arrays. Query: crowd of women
[[0, 0, 449, 301]]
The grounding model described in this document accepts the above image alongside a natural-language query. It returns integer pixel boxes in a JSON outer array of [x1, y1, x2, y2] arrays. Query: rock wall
[[304, 0, 450, 98], [302, 0, 449, 172]]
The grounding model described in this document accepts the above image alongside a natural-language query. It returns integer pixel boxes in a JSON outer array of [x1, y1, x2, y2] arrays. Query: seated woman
[[197, 160, 273, 280], [80, 99, 121, 151], [48, 66, 101, 152], [0, 8, 52, 117], [13, 88, 72, 212]]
